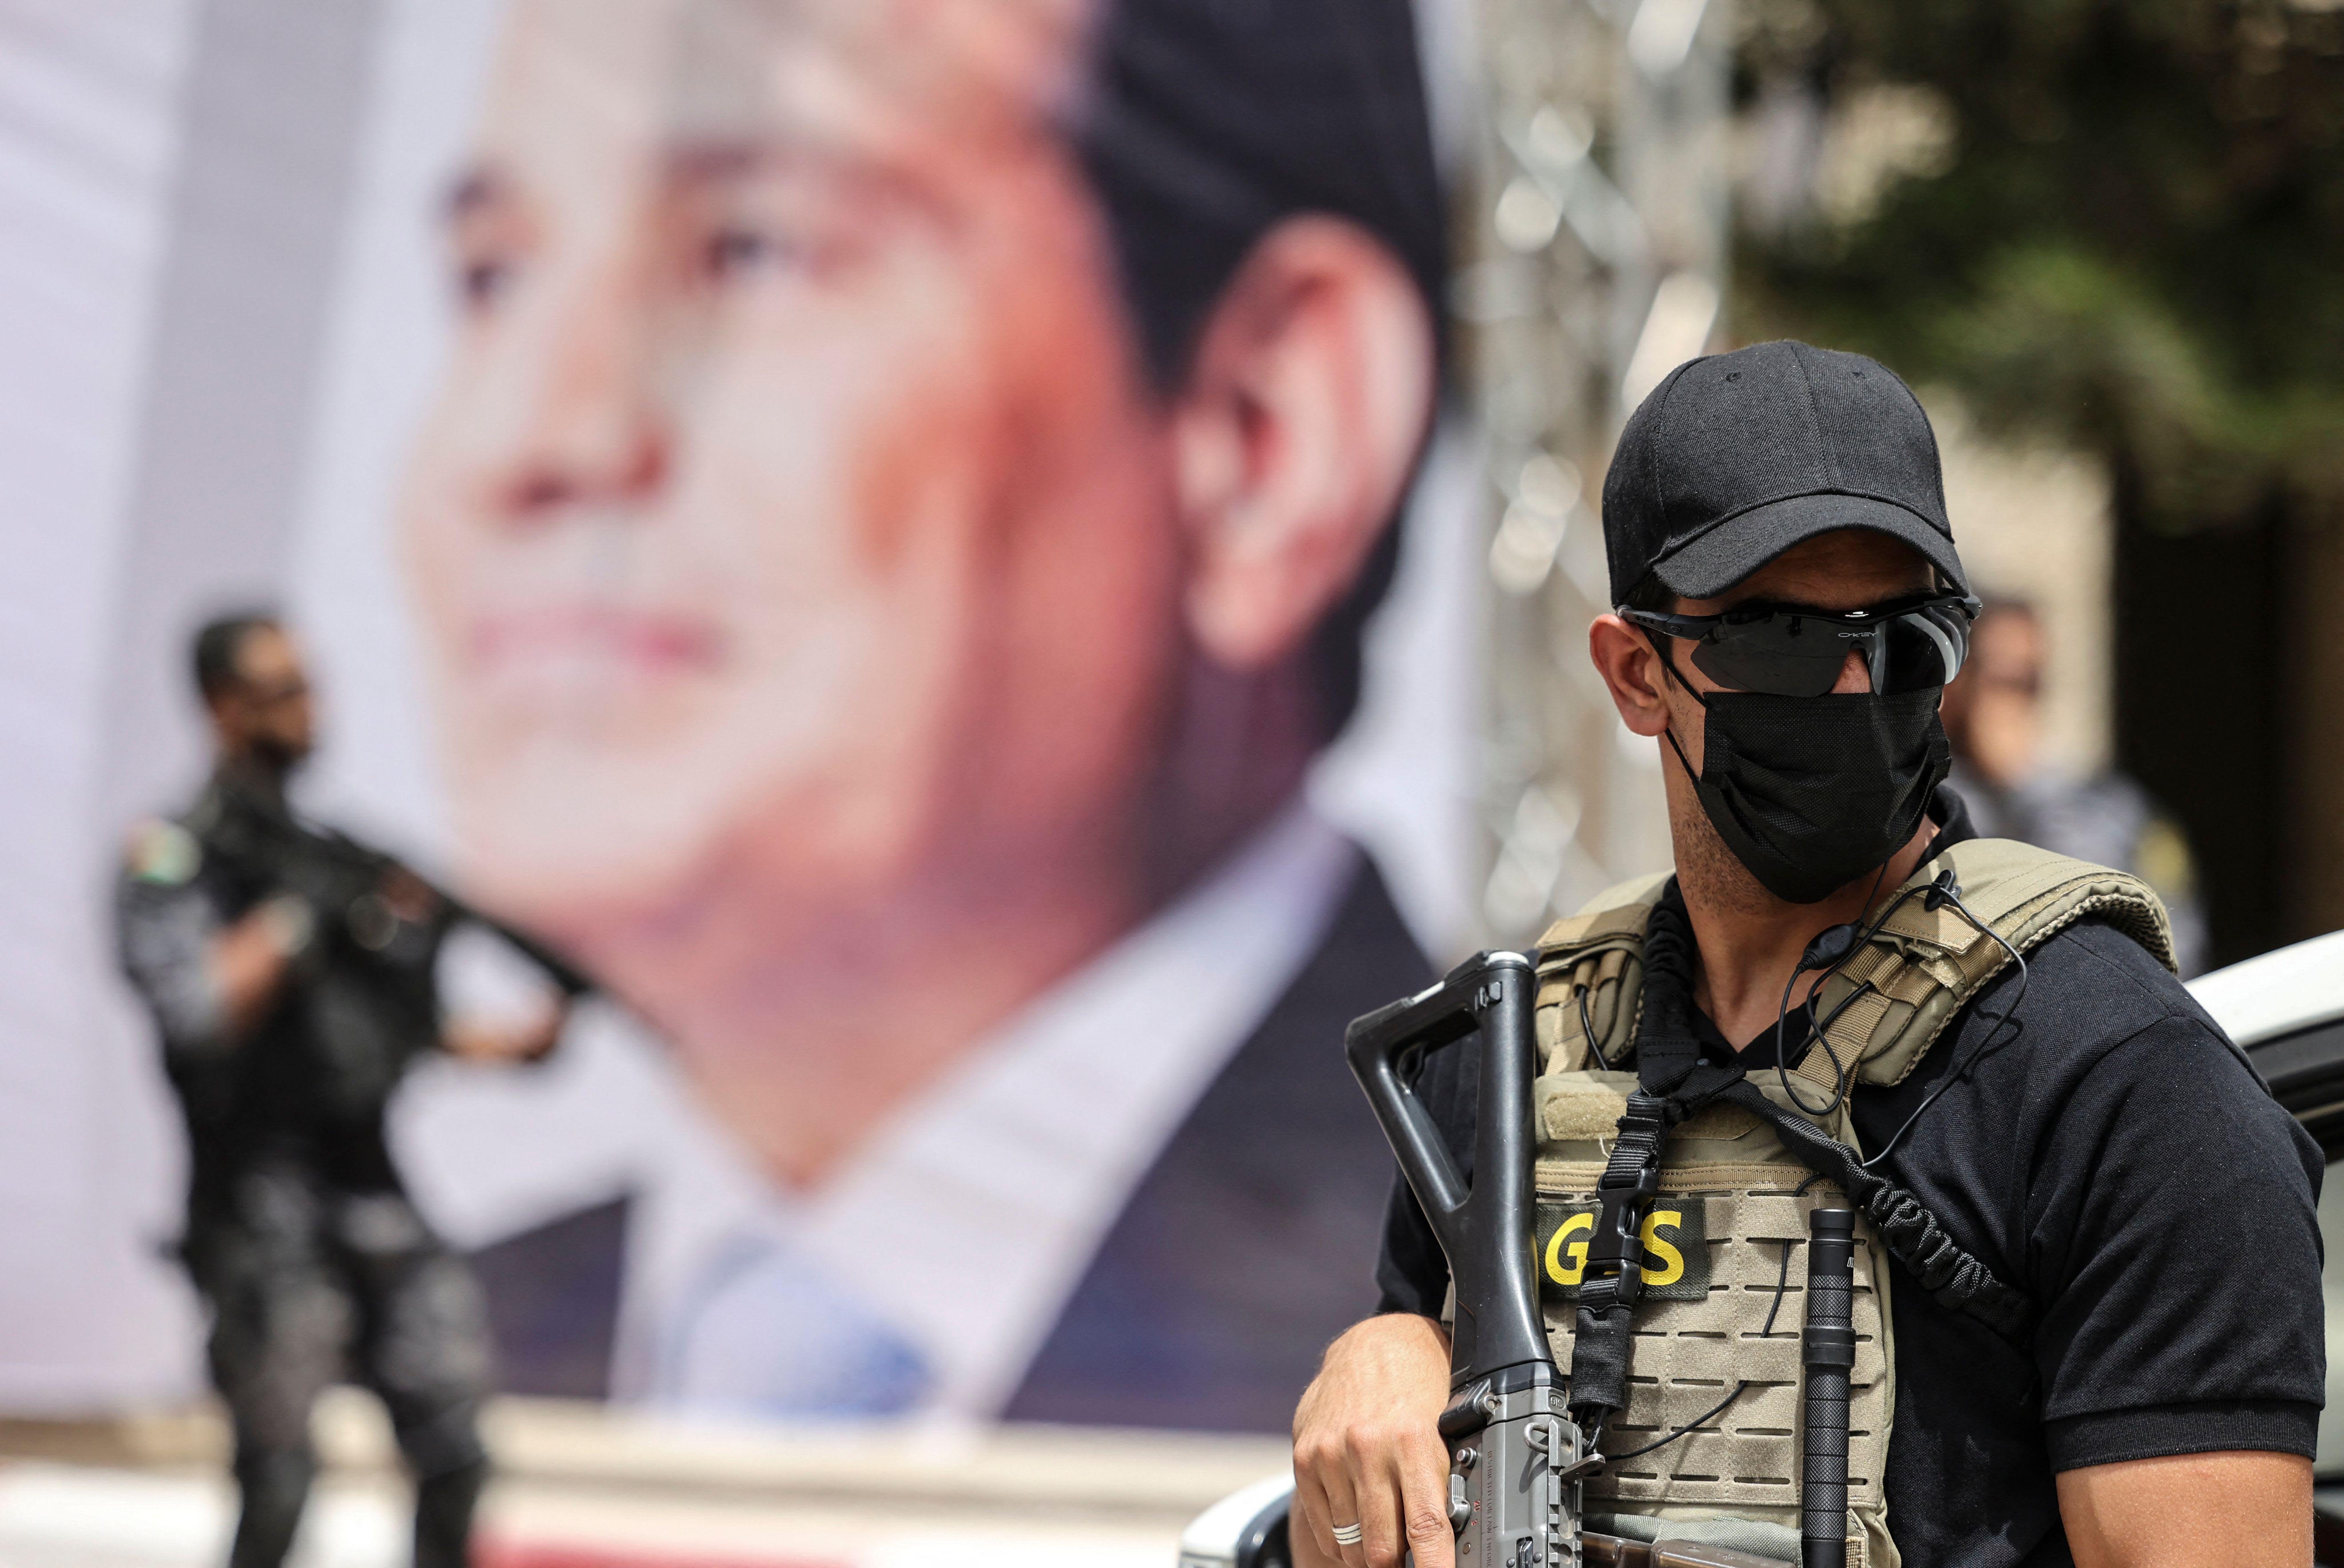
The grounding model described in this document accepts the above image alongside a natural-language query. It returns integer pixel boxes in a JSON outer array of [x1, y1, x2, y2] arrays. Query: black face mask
[[1662, 684, 1951, 905]]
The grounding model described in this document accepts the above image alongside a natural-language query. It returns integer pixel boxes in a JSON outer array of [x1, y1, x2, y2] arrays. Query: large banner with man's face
[[0, 0, 1474, 1431]]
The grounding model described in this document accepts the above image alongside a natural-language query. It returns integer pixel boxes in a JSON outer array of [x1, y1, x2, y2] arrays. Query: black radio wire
[[1579, 984, 1612, 1071], [1860, 885, 2030, 1171], [1773, 862, 1900, 1118]]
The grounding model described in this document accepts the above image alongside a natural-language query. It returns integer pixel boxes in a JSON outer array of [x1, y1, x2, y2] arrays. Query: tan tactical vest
[[1522, 839, 2174, 1568]]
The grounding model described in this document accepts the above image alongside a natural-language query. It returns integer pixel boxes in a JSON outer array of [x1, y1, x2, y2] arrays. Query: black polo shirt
[[1373, 792, 2325, 1568]]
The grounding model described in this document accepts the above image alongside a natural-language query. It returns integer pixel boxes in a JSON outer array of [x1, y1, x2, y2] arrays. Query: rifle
[[1348, 950, 1579, 1568], [195, 779, 590, 1108], [1344, 953, 1848, 1568]]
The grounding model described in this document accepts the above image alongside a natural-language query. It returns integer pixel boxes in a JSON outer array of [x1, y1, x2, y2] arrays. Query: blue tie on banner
[[658, 1232, 932, 1417]]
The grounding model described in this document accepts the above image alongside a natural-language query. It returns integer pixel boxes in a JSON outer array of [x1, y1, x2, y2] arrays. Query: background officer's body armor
[[1518, 839, 2175, 1568], [147, 773, 451, 1215]]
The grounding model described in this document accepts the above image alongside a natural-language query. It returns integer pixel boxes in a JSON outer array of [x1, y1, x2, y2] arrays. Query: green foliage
[[1736, 0, 2344, 530]]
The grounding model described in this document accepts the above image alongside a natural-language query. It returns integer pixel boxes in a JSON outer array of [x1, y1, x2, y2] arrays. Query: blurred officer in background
[[115, 613, 583, 1568], [1940, 599, 2208, 975]]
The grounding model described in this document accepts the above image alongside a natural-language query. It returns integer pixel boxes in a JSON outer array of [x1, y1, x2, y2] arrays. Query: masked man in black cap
[[1291, 342, 2322, 1568]]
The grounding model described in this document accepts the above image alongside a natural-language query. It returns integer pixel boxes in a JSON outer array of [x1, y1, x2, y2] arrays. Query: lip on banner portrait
[[0, 0, 1480, 1435]]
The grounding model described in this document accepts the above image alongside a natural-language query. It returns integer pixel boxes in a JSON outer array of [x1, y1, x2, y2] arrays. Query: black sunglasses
[[1617, 592, 1981, 698]]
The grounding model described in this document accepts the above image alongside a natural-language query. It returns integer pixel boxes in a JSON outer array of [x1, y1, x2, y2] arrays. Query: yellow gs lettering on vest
[[1534, 1200, 1709, 1302], [1544, 1211, 1593, 1285]]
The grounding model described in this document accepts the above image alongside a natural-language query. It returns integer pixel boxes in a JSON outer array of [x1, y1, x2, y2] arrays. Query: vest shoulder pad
[[1533, 869, 1671, 956], [1904, 837, 2174, 965], [1531, 870, 1671, 1071], [1807, 837, 2177, 1089]]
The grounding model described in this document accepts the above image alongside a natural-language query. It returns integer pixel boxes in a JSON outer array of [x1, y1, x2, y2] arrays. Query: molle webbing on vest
[[1537, 1157, 1895, 1568], [1524, 843, 2175, 1568], [1635, 892, 2029, 1343], [1793, 843, 2175, 1092], [1662, 877, 2033, 1337], [1534, 872, 1671, 1072]]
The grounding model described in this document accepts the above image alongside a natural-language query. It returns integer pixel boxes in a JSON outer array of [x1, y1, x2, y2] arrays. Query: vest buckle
[[1584, 1161, 1662, 1308]]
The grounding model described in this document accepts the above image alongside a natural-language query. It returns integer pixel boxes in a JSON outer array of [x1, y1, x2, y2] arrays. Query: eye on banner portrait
[[0, 0, 1479, 1434]]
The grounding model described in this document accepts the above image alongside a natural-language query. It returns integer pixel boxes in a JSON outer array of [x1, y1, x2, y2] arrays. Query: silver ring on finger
[[1332, 1522, 1364, 1547]]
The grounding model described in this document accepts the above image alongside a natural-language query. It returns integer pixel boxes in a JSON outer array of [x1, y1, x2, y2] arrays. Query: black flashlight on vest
[[1802, 1208, 1859, 1568]]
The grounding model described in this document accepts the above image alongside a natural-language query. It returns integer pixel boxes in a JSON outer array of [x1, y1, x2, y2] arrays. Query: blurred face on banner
[[400, 0, 1434, 1176], [406, 0, 1163, 932]]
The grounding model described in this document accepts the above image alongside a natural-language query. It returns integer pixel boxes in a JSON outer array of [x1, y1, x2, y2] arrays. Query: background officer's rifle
[[198, 782, 590, 1107]]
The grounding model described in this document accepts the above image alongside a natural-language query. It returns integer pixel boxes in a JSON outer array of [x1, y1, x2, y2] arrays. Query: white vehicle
[[2189, 928, 2344, 1137], [2190, 927, 2344, 1564], [1178, 930, 2344, 1568]]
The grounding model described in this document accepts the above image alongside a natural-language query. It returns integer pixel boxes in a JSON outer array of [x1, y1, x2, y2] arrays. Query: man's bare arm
[[1292, 1312, 1455, 1568], [444, 1000, 569, 1064], [2057, 1450, 2311, 1568]]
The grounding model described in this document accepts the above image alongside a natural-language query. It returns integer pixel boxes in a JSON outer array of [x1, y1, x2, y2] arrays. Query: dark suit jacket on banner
[[470, 855, 1430, 1432]]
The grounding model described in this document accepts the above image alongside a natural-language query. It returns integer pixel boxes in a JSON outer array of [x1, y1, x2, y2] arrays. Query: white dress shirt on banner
[[395, 801, 1358, 1423]]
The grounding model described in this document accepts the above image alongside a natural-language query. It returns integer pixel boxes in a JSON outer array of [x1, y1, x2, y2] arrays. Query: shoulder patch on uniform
[[2136, 816, 2196, 900], [126, 819, 201, 885]]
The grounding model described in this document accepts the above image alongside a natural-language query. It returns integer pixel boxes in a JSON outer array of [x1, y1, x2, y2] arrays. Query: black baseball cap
[[1600, 340, 1969, 604]]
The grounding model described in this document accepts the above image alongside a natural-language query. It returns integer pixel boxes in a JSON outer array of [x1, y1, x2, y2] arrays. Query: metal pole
[[1468, 0, 1733, 948]]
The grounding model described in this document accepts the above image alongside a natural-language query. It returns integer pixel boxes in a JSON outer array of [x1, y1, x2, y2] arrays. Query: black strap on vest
[[1563, 884, 2034, 1445], [1715, 1079, 2031, 1337], [1564, 1090, 1669, 1426]]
